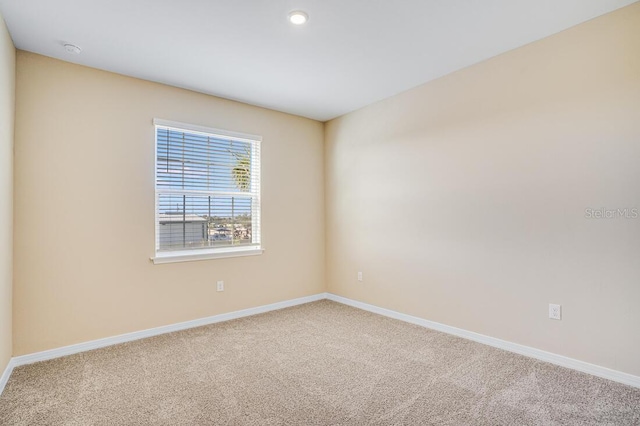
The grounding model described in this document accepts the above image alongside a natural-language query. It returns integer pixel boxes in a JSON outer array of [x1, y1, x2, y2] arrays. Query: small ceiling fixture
[[288, 10, 308, 25], [63, 43, 82, 54]]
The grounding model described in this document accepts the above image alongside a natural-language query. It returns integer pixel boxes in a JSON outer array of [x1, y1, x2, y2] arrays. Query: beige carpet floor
[[0, 300, 639, 425]]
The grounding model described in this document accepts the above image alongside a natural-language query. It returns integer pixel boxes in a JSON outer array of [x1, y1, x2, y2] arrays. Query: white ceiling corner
[[0, 0, 636, 121]]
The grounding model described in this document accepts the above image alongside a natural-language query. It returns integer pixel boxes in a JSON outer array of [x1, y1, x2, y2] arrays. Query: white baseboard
[[2, 291, 637, 397], [10, 292, 327, 370], [0, 358, 16, 396], [326, 293, 640, 389]]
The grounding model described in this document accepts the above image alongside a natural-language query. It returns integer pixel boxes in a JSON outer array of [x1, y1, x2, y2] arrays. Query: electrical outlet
[[357, 271, 363, 282], [549, 303, 561, 320], [217, 281, 224, 292]]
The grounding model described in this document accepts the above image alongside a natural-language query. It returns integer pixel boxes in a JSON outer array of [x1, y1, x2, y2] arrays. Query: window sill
[[151, 247, 264, 264]]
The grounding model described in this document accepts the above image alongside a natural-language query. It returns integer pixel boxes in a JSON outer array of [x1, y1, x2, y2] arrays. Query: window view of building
[[154, 120, 261, 255]]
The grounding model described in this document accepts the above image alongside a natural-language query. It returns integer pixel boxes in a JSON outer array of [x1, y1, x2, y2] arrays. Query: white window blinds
[[154, 119, 261, 257]]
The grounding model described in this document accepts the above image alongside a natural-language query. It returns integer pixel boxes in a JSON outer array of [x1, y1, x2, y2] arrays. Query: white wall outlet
[[217, 281, 224, 292], [357, 271, 363, 282], [549, 303, 561, 320]]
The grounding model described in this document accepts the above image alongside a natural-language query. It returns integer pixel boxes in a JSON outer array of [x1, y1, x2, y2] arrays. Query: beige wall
[[0, 13, 15, 374], [13, 52, 325, 355], [325, 4, 640, 376]]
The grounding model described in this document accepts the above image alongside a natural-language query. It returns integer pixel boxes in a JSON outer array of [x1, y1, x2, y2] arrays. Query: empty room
[[1, 0, 639, 424]]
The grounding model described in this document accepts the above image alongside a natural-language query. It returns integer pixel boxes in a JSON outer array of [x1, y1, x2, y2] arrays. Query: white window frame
[[151, 119, 263, 264]]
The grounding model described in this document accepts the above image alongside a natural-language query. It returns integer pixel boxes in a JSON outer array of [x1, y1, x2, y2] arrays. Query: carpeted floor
[[1, 300, 639, 425]]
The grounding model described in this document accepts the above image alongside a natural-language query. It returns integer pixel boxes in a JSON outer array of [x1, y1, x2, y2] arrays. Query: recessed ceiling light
[[288, 11, 308, 25], [63, 43, 82, 54]]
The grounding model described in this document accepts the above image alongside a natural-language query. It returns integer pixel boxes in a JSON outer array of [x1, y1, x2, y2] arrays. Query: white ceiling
[[0, 0, 636, 121]]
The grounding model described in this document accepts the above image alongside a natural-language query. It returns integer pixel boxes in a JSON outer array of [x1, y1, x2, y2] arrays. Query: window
[[152, 119, 262, 263]]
